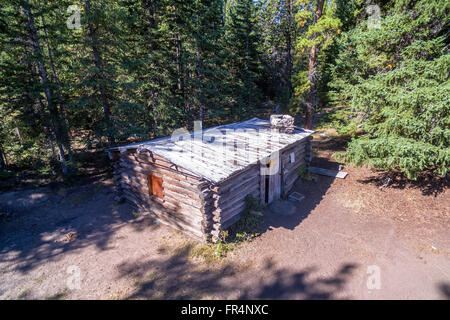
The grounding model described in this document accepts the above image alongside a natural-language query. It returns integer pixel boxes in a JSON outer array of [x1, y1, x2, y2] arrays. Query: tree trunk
[[245, 26, 250, 112], [84, 0, 115, 146], [196, 44, 204, 124], [304, 0, 325, 130], [0, 145, 6, 169], [222, 0, 227, 26], [21, 0, 68, 175], [40, 8, 74, 171], [143, 0, 158, 137], [286, 0, 293, 101], [175, 33, 187, 125], [14, 127, 23, 146]]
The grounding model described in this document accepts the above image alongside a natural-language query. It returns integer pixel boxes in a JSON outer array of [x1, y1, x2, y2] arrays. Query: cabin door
[[260, 154, 281, 204]]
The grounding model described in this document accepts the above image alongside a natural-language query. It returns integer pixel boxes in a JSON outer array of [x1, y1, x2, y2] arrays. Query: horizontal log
[[163, 174, 208, 192], [283, 176, 298, 195], [208, 177, 259, 208], [163, 188, 204, 209], [121, 185, 204, 220], [129, 200, 205, 241], [215, 170, 259, 195], [219, 212, 243, 230], [283, 159, 306, 178], [120, 172, 212, 220], [162, 183, 203, 201], [124, 190, 204, 231], [281, 147, 306, 166], [213, 164, 259, 191], [281, 140, 307, 155], [214, 184, 260, 213], [123, 151, 199, 178], [120, 170, 207, 195], [285, 170, 299, 186], [120, 159, 204, 185], [211, 189, 258, 222]]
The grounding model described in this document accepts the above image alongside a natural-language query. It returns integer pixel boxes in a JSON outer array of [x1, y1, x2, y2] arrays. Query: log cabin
[[107, 117, 313, 241]]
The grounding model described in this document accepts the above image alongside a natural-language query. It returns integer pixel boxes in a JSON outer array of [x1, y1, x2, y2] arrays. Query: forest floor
[[0, 128, 449, 300]]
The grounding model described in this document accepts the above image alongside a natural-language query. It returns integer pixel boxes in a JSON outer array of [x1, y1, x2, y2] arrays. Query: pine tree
[[81, 0, 117, 146], [190, 0, 231, 125], [329, 0, 449, 179], [225, 0, 263, 120], [258, 0, 298, 107], [292, 0, 341, 128], [11, 0, 73, 175]]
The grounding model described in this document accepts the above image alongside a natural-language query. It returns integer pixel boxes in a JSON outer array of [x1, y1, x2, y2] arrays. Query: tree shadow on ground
[[357, 171, 448, 196], [0, 181, 158, 274], [118, 241, 358, 300], [260, 164, 336, 232], [239, 263, 358, 299], [438, 283, 450, 299], [118, 243, 238, 299]]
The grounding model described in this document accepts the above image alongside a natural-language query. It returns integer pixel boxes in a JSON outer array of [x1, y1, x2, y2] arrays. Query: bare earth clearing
[[1, 134, 449, 300]]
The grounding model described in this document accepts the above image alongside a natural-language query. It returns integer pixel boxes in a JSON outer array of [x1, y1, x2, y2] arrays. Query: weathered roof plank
[[109, 118, 313, 183]]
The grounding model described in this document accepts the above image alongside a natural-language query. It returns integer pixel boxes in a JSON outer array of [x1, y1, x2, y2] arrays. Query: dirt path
[[1, 136, 449, 300]]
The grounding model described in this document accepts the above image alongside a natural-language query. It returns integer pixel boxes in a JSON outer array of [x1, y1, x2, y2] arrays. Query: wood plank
[[215, 187, 259, 214], [267, 153, 281, 203], [121, 184, 204, 219], [124, 190, 204, 229], [281, 146, 306, 166], [120, 157, 204, 183], [309, 166, 348, 179], [260, 168, 266, 205], [213, 164, 259, 191], [282, 160, 306, 178]]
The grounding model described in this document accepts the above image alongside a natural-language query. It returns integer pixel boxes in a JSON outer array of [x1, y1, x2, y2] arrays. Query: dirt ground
[[1, 134, 449, 300]]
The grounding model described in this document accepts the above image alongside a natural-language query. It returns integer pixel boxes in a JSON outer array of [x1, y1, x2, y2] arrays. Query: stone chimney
[[270, 114, 295, 133]]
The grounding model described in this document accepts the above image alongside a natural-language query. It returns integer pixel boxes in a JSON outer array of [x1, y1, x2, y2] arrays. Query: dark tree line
[[0, 0, 448, 180]]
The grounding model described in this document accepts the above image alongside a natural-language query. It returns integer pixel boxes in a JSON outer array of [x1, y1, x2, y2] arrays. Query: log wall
[[108, 135, 312, 242], [280, 136, 313, 196], [203, 164, 260, 241], [108, 149, 212, 241]]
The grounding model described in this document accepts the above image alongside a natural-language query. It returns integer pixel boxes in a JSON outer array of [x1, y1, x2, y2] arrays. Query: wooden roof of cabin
[[109, 117, 313, 184]]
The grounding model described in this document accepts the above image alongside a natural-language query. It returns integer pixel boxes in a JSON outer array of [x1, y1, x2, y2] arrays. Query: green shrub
[[297, 165, 313, 181]]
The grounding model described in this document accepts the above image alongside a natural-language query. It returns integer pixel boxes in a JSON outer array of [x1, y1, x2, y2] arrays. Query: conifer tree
[[225, 0, 263, 119], [329, 0, 449, 178], [292, 0, 341, 128]]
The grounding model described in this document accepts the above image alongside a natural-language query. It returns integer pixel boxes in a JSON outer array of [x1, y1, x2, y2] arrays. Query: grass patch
[[17, 287, 31, 299], [45, 290, 68, 300], [190, 242, 231, 262], [34, 274, 47, 285], [145, 271, 157, 281], [131, 210, 140, 218]]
